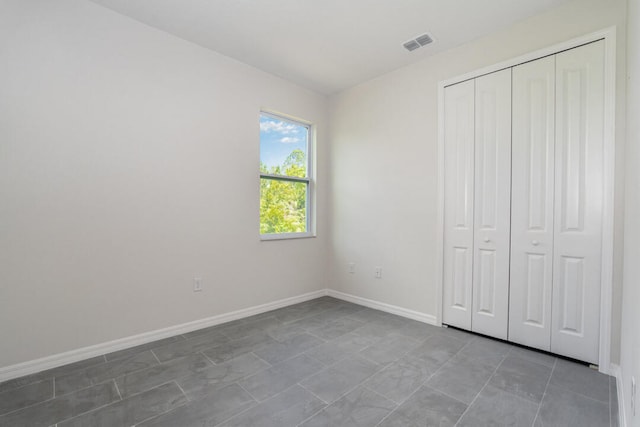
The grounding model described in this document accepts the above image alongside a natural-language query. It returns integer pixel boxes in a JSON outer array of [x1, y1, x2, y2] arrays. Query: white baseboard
[[327, 289, 438, 325], [0, 288, 438, 382], [0, 289, 327, 383], [610, 363, 626, 427]]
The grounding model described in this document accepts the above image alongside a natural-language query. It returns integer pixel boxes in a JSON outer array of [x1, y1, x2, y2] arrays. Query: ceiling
[[88, 0, 572, 94]]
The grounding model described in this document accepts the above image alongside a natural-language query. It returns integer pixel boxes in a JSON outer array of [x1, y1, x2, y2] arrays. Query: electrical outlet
[[374, 267, 382, 279], [193, 277, 203, 292], [348, 262, 356, 274]]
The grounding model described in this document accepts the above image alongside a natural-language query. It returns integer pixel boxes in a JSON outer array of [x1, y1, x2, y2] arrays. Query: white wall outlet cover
[[348, 263, 356, 274]]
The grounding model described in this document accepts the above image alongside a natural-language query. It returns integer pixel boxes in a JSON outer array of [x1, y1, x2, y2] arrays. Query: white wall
[[328, 0, 627, 363], [0, 0, 328, 368], [621, 0, 640, 424]]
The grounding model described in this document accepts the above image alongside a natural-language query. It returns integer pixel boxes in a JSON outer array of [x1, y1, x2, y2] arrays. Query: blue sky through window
[[260, 114, 308, 171]]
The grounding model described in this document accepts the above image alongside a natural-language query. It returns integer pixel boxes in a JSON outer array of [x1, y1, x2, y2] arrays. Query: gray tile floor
[[0, 297, 619, 427]]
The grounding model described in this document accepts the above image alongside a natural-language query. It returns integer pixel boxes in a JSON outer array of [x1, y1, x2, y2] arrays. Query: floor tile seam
[[248, 351, 274, 369], [357, 344, 410, 366], [1, 376, 126, 418], [491, 357, 555, 389], [172, 380, 189, 402], [453, 351, 509, 426], [506, 347, 558, 371], [217, 382, 290, 425], [372, 401, 398, 427], [0, 378, 47, 395], [370, 380, 431, 427], [531, 357, 557, 427], [360, 381, 409, 407], [234, 380, 261, 404], [257, 348, 315, 367], [294, 404, 326, 427], [547, 363, 612, 403], [363, 385, 401, 408], [379, 367, 435, 407], [0, 393, 58, 418], [133, 401, 188, 427], [54, 374, 132, 399], [48, 385, 125, 427], [112, 379, 123, 401], [150, 349, 162, 365], [297, 381, 331, 405], [117, 378, 182, 400], [0, 377, 56, 398], [546, 381, 612, 405], [395, 330, 436, 344], [308, 365, 388, 407], [54, 354, 157, 387], [420, 346, 466, 390], [199, 350, 220, 367], [421, 382, 472, 408], [118, 381, 191, 427]]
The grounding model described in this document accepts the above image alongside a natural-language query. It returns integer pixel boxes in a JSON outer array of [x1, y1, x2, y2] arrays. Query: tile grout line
[[453, 351, 509, 426], [0, 381, 62, 418], [172, 380, 189, 402], [52, 386, 127, 427], [295, 404, 325, 426], [150, 349, 162, 365], [218, 382, 285, 425], [113, 379, 123, 401], [297, 381, 330, 405], [531, 357, 557, 427], [368, 382, 405, 427], [297, 358, 387, 414], [235, 381, 260, 403], [130, 382, 191, 427], [249, 352, 274, 368], [198, 351, 218, 367]]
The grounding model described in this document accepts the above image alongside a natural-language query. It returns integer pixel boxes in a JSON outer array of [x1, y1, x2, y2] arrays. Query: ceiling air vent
[[403, 33, 433, 52], [416, 34, 433, 46], [403, 40, 421, 52]]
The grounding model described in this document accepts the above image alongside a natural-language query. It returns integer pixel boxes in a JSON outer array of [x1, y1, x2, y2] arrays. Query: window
[[259, 112, 313, 239]]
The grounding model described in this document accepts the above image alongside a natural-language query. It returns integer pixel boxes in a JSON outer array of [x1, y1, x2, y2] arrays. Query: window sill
[[260, 232, 316, 241]]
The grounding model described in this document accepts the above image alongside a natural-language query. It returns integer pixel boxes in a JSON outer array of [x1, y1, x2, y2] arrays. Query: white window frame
[[259, 111, 315, 241]]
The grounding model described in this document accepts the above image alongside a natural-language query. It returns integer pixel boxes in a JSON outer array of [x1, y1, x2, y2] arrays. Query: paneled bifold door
[[509, 55, 556, 351], [443, 40, 605, 364], [443, 69, 512, 340], [472, 69, 512, 340]]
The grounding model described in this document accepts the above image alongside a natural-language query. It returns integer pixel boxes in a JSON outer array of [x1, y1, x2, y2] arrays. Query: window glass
[[259, 113, 312, 238]]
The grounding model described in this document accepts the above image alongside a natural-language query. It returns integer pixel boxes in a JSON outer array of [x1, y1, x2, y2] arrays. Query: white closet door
[[551, 40, 604, 364], [509, 56, 555, 350], [443, 79, 475, 330], [471, 69, 512, 339]]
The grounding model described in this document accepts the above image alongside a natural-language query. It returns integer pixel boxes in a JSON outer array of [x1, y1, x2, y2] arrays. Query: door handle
[[532, 240, 540, 246], [484, 237, 490, 243]]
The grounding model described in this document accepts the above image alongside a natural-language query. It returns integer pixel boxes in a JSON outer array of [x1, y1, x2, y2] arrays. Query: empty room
[[1, 0, 639, 426]]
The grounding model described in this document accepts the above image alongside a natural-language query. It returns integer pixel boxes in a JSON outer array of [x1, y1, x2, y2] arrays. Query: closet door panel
[[443, 80, 475, 330], [471, 69, 511, 339], [509, 56, 555, 350], [551, 40, 604, 364]]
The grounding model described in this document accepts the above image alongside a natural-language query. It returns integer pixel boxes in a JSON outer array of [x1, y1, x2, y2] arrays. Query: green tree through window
[[259, 113, 312, 237]]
